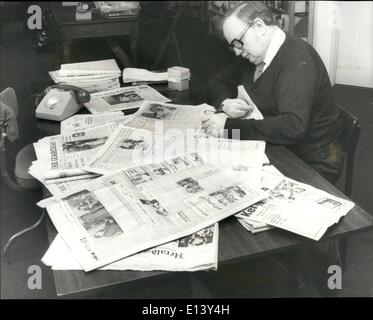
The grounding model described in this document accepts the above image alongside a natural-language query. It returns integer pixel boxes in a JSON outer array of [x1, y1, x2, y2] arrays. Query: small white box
[[76, 10, 92, 21], [168, 79, 189, 91], [167, 66, 190, 82]]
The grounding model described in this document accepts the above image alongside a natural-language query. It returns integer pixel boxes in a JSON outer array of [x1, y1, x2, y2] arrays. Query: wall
[[335, 1, 373, 88], [312, 1, 373, 88], [312, 1, 341, 86]]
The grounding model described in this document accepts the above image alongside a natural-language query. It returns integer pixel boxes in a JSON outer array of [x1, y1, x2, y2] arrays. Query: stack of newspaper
[[38, 153, 221, 272], [29, 112, 132, 195], [236, 165, 355, 240], [49, 59, 121, 93], [43, 224, 219, 271], [38, 153, 266, 271]]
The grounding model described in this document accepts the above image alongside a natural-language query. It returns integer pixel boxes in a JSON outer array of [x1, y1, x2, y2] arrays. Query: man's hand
[[201, 112, 228, 138], [221, 98, 253, 118]]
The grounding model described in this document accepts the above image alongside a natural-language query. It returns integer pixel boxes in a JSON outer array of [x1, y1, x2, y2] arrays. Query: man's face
[[223, 15, 267, 65]]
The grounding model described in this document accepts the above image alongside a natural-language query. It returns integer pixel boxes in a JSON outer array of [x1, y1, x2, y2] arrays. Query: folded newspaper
[[38, 153, 265, 271], [41, 171, 218, 272], [43, 223, 218, 271], [30, 122, 118, 181], [84, 86, 171, 114], [236, 166, 355, 240]]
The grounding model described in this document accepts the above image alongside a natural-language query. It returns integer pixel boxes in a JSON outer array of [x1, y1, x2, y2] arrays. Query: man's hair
[[225, 1, 276, 26]]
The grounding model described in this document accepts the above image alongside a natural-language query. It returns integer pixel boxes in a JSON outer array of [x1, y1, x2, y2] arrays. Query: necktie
[[254, 62, 265, 82]]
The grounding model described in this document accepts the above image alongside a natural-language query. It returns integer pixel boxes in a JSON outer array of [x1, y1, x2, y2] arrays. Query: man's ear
[[253, 17, 267, 37]]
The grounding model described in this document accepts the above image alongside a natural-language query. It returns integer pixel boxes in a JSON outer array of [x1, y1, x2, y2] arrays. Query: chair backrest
[[337, 105, 362, 198], [0, 87, 19, 116]]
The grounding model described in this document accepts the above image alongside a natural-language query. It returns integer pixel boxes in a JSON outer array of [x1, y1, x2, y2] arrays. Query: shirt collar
[[262, 26, 286, 70]]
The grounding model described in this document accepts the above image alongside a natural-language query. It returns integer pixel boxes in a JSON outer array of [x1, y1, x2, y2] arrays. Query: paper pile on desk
[[49, 59, 121, 93], [29, 122, 118, 182], [40, 156, 219, 272], [236, 165, 355, 240], [235, 165, 283, 234], [38, 153, 265, 271]]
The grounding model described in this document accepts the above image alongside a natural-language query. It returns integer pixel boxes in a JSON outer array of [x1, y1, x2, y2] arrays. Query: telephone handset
[[36, 85, 91, 121]]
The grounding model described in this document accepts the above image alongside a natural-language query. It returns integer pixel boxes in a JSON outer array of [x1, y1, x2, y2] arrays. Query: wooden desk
[[37, 87, 373, 298], [45, 3, 139, 64]]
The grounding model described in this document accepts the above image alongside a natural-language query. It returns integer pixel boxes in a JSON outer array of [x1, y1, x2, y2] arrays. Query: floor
[[1, 11, 372, 299]]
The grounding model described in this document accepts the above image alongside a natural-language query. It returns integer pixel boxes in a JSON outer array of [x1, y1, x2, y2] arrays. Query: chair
[[335, 104, 362, 271], [337, 105, 362, 198], [0, 87, 45, 264]]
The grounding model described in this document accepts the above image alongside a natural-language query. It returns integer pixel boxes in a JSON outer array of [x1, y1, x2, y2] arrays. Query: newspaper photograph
[[32, 122, 118, 180], [42, 223, 218, 272], [244, 170, 355, 241], [40, 156, 265, 271], [60, 112, 132, 134], [84, 85, 171, 113]]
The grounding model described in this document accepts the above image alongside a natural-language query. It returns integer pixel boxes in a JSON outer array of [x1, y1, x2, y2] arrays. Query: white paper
[[122, 68, 168, 84], [237, 85, 264, 120]]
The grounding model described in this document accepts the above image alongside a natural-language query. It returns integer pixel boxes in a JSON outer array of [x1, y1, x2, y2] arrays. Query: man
[[203, 1, 344, 184]]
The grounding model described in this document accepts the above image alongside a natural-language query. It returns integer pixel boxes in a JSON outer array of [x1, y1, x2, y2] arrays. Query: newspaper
[[58, 77, 121, 94], [60, 112, 131, 134], [236, 218, 272, 234], [44, 173, 101, 197], [236, 165, 284, 233], [38, 155, 265, 271], [84, 86, 171, 114], [42, 223, 218, 271], [123, 101, 216, 134], [83, 124, 266, 186], [31, 122, 118, 180], [242, 169, 355, 241], [83, 125, 188, 175], [122, 100, 271, 168]]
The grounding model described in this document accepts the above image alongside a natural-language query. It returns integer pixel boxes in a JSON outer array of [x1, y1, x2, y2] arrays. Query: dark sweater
[[208, 32, 342, 158]]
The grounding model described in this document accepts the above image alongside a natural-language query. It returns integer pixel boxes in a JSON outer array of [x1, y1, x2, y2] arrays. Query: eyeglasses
[[229, 22, 253, 49]]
